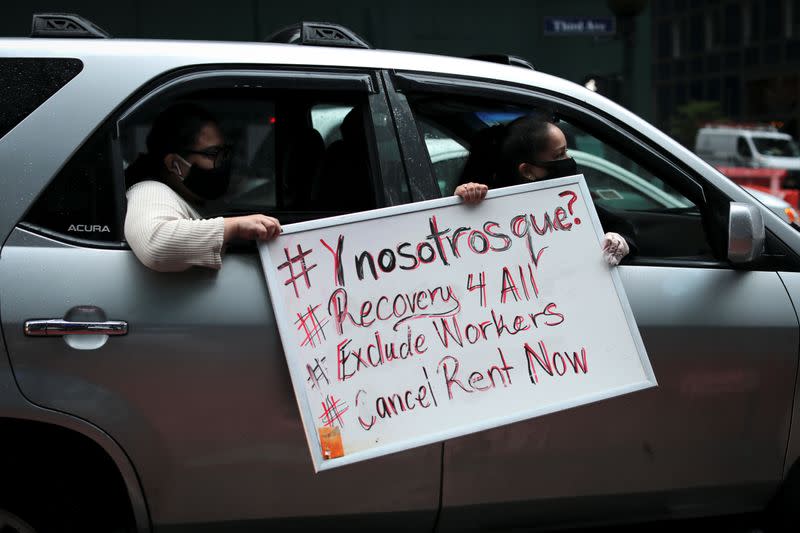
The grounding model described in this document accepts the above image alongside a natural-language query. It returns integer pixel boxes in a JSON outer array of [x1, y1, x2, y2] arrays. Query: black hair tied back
[[125, 103, 217, 189]]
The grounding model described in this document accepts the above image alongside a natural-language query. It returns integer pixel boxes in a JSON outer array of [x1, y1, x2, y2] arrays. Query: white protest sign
[[259, 175, 656, 472]]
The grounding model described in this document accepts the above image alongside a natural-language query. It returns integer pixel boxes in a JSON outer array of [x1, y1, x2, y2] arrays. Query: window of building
[[657, 86, 673, 124], [689, 15, 704, 53], [746, 0, 762, 42], [745, 46, 760, 66], [675, 83, 688, 106], [704, 9, 721, 50], [743, 2, 752, 43], [672, 20, 683, 58], [789, 0, 800, 38], [657, 24, 672, 59], [724, 3, 742, 46], [724, 76, 741, 116], [764, 0, 782, 39], [765, 43, 782, 64], [707, 78, 722, 102], [707, 53, 721, 73], [690, 80, 704, 100], [724, 51, 741, 69]]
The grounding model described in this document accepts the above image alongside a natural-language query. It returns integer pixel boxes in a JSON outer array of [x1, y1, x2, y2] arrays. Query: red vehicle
[[715, 166, 800, 208]]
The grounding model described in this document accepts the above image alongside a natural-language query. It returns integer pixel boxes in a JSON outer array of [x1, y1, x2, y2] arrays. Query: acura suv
[[2, 14, 800, 533]]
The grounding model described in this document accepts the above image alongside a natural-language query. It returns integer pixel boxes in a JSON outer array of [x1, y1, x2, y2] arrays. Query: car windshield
[[752, 137, 800, 157]]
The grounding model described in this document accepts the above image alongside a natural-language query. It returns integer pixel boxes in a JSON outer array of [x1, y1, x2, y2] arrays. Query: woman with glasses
[[124, 103, 281, 272]]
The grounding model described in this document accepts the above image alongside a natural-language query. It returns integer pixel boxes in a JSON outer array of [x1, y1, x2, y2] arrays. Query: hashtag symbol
[[306, 357, 330, 390], [295, 304, 328, 348], [319, 394, 348, 428], [277, 245, 317, 298]]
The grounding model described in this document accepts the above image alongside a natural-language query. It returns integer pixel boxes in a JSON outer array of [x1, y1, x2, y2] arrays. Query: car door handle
[[24, 319, 128, 337]]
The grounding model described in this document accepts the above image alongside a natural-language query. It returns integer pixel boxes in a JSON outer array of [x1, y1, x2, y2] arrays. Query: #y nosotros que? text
[[282, 191, 590, 432]]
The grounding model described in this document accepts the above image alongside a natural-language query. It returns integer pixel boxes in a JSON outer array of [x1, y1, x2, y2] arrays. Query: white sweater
[[124, 180, 225, 272]]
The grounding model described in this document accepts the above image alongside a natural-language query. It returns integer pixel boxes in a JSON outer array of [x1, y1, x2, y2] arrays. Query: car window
[[737, 136, 752, 157], [119, 88, 380, 222], [0, 58, 83, 140], [552, 120, 709, 260], [407, 99, 531, 196], [562, 129, 694, 212], [20, 74, 395, 247], [22, 123, 122, 243], [752, 137, 800, 157], [311, 103, 352, 146], [569, 150, 689, 210], [405, 93, 714, 261], [418, 119, 469, 194]]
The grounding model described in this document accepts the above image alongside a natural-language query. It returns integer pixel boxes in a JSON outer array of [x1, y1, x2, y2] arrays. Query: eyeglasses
[[182, 144, 232, 169]]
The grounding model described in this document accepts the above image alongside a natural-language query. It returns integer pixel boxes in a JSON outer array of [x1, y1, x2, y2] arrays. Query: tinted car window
[[22, 124, 122, 244], [0, 58, 83, 140], [22, 79, 385, 248], [752, 137, 800, 157], [405, 94, 714, 261], [120, 88, 378, 224], [580, 166, 663, 210], [417, 119, 469, 195], [562, 125, 694, 210]]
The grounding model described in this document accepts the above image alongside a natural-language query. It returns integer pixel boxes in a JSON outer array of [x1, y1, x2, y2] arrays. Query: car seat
[[458, 124, 507, 189], [314, 107, 375, 212], [282, 126, 325, 209]]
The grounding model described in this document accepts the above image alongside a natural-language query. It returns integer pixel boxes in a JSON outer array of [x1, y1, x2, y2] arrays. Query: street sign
[[544, 16, 616, 36]]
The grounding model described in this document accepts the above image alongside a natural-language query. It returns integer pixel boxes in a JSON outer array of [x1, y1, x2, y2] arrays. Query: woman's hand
[[454, 182, 488, 204], [602, 232, 630, 266], [224, 214, 282, 243]]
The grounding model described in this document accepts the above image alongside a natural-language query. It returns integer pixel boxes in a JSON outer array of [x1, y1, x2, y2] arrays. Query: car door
[[388, 71, 799, 530], [0, 67, 439, 531]]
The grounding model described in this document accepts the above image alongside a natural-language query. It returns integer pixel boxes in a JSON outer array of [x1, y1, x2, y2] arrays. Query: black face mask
[[181, 159, 231, 200], [531, 157, 578, 181]]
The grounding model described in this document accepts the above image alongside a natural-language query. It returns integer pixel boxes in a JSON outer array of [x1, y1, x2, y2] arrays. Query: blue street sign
[[544, 16, 616, 36]]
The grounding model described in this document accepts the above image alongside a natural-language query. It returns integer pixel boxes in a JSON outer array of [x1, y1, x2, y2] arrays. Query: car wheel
[[0, 509, 37, 533], [0, 481, 134, 533], [766, 459, 800, 532]]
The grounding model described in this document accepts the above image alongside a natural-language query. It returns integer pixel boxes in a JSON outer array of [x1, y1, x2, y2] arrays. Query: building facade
[[653, 0, 800, 137]]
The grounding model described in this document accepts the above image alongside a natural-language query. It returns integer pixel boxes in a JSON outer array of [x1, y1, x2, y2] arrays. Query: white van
[[695, 123, 800, 172]]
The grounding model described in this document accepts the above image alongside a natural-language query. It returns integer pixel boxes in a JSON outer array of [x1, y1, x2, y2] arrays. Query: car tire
[[0, 484, 133, 533], [0, 509, 37, 533], [765, 459, 800, 532], [0, 451, 134, 533]]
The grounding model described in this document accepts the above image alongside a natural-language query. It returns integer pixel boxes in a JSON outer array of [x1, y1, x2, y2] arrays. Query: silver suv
[[2, 14, 800, 533]]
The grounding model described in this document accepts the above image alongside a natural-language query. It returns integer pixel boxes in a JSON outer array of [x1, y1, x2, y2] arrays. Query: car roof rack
[[265, 21, 371, 49], [31, 13, 111, 38], [468, 54, 536, 71]]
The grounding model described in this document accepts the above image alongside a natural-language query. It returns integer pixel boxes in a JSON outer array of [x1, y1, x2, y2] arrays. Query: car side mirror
[[728, 201, 765, 264]]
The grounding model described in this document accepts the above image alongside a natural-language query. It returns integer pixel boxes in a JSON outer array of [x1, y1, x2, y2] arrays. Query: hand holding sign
[[260, 176, 655, 472], [457, 183, 630, 266]]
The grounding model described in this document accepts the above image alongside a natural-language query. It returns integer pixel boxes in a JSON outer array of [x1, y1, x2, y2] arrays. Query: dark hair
[[497, 113, 556, 185], [459, 124, 507, 187], [125, 103, 217, 189]]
